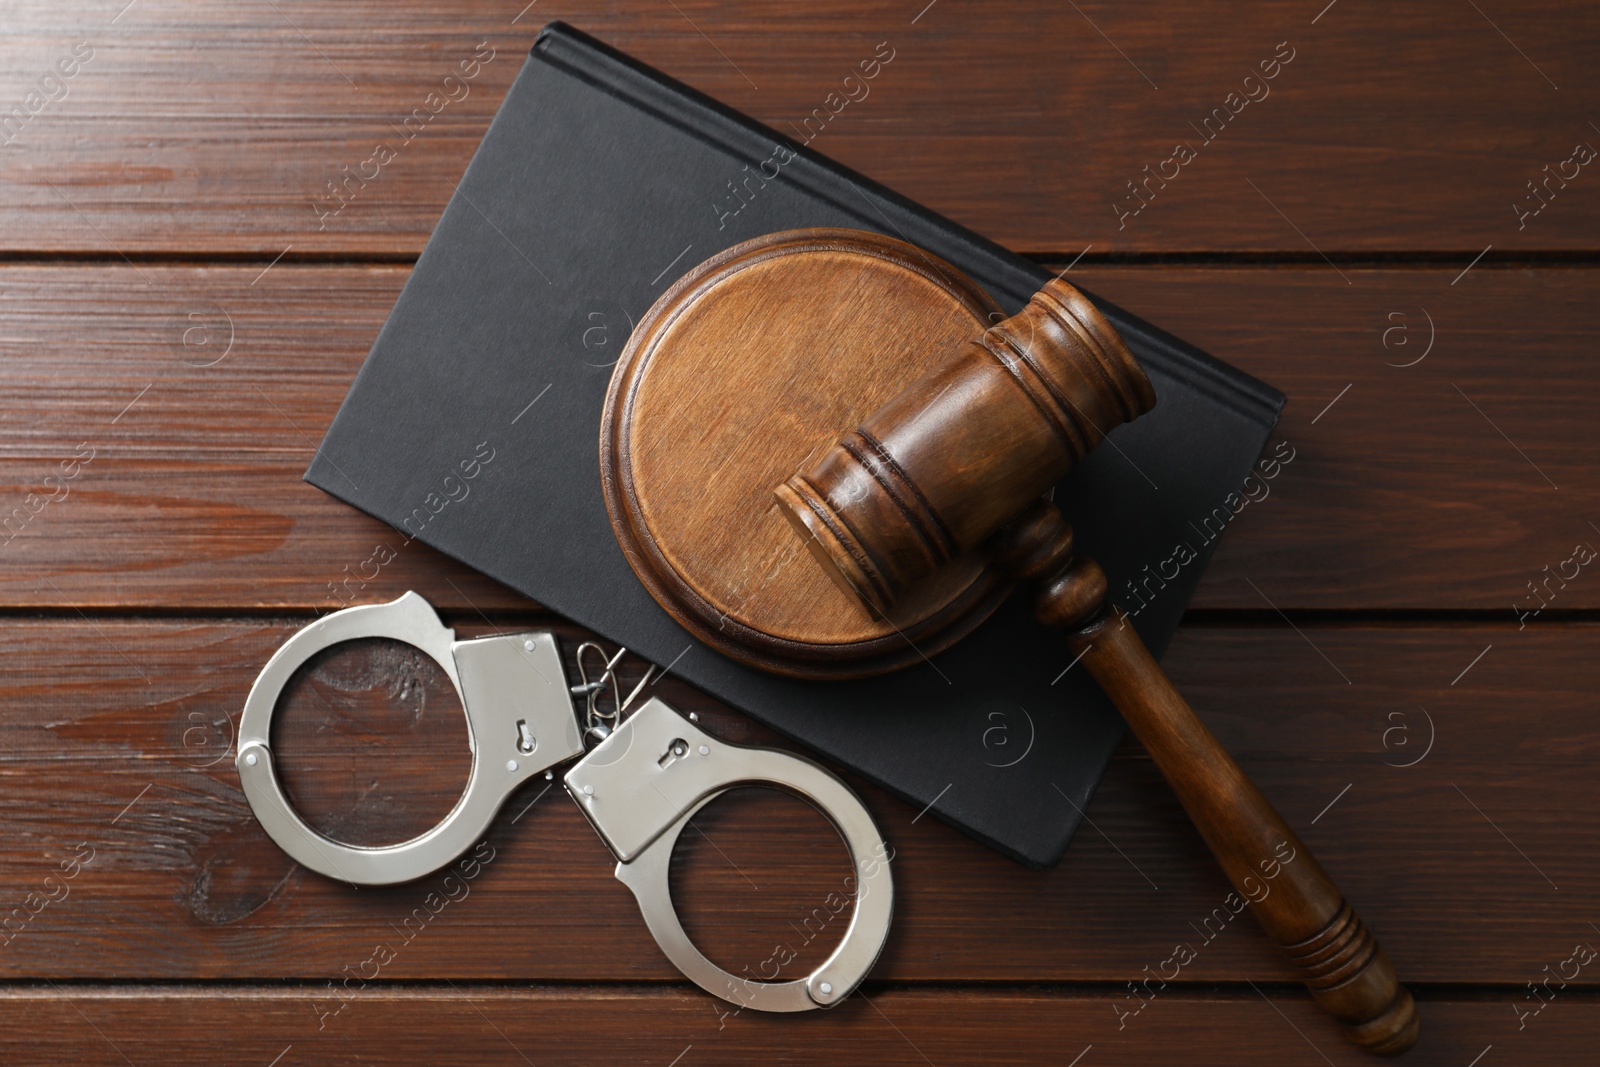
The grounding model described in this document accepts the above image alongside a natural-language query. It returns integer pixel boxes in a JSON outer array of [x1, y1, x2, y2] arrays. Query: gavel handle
[[989, 502, 1418, 1055], [1069, 611, 1418, 1055]]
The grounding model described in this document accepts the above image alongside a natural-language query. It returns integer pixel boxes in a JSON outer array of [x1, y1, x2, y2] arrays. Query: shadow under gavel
[[774, 279, 1419, 1056]]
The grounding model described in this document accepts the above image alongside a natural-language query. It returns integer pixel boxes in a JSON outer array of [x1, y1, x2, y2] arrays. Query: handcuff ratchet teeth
[[235, 591, 893, 1011]]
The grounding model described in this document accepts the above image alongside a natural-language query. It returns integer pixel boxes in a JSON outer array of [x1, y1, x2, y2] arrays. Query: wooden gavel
[[773, 280, 1419, 1055]]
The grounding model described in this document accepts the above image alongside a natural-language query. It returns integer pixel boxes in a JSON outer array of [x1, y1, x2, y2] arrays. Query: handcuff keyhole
[[658, 737, 689, 769], [516, 719, 537, 754]]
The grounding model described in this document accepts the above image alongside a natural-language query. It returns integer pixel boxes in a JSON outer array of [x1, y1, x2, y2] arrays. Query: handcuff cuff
[[235, 592, 893, 1011]]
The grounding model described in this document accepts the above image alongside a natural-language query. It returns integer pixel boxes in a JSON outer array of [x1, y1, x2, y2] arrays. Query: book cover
[[307, 22, 1284, 868]]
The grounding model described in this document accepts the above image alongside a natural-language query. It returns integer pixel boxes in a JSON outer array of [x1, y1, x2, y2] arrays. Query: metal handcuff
[[235, 592, 893, 1011]]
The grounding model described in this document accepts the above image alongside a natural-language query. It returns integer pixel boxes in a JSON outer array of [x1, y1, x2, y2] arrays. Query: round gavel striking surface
[[600, 228, 1012, 678]]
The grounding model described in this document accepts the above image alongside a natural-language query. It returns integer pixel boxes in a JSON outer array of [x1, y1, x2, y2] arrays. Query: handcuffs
[[236, 592, 893, 1011]]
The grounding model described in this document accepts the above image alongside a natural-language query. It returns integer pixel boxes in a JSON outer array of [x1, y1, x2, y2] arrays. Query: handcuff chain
[[571, 642, 658, 746]]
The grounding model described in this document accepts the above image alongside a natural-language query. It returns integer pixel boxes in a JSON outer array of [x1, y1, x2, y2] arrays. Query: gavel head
[[773, 279, 1157, 616]]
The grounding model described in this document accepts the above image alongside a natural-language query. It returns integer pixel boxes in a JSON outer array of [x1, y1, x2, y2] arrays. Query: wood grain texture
[[1, 263, 1595, 612], [0, 456, 524, 611], [1, 617, 1592, 987], [1071, 264, 1600, 611], [2, 988, 1589, 1067], [4, 0, 1595, 1058], [0, 2, 1595, 255]]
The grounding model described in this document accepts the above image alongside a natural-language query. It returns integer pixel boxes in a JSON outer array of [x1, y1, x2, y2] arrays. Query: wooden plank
[[0, 263, 1594, 611], [0, 987, 1584, 1066], [1, 617, 1592, 985], [0, 1, 1595, 255], [1072, 264, 1600, 611], [0, 263, 521, 610], [0, 457, 527, 611]]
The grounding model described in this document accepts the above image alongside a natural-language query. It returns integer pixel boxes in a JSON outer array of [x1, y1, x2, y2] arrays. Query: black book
[[308, 22, 1284, 868]]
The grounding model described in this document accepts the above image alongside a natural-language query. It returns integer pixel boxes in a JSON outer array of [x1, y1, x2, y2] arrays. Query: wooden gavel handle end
[[1343, 982, 1420, 1056], [1287, 898, 1420, 1055]]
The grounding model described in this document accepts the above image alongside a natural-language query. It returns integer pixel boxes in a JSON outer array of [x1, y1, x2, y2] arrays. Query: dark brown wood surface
[[3, 1, 1596, 1063], [1, 1, 1597, 255], [8, 990, 1600, 1067]]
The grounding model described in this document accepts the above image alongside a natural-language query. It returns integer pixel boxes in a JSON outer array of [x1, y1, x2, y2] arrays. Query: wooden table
[[3, 2, 1595, 1063]]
